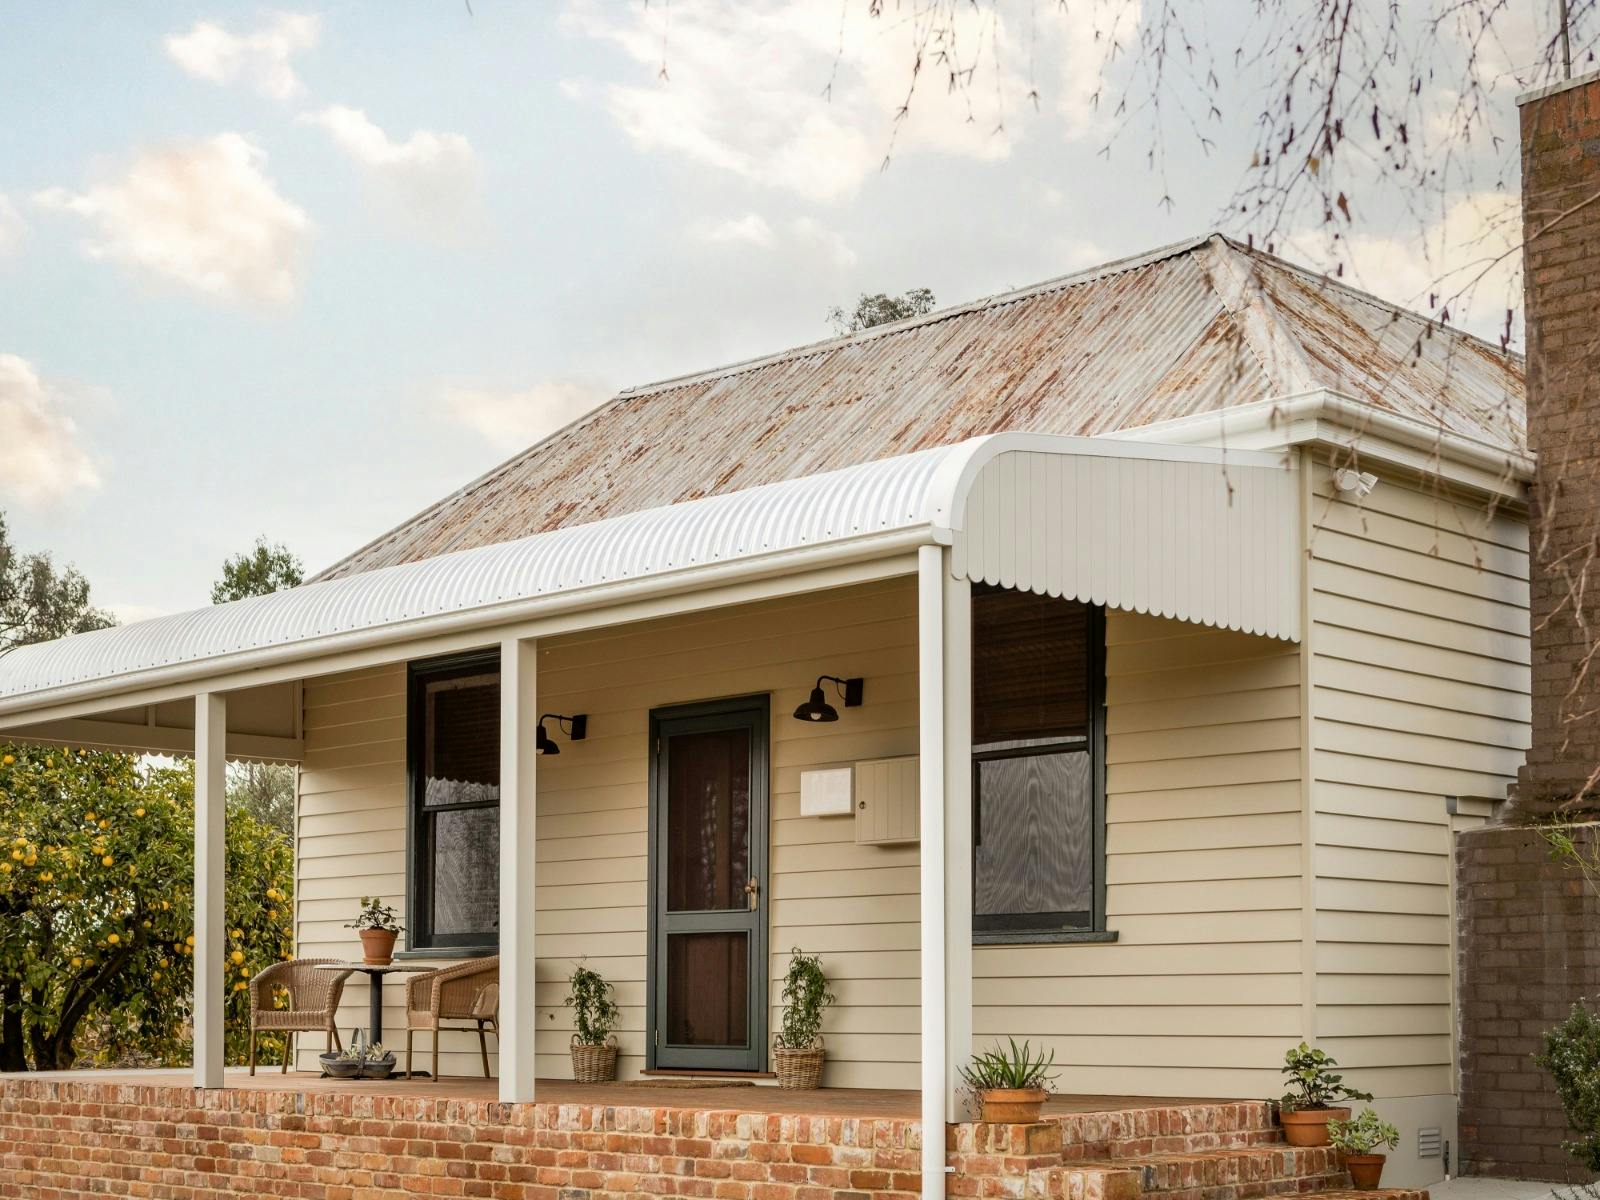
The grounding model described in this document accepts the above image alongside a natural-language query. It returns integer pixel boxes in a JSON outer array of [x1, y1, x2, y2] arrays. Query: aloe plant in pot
[[1327, 1108, 1400, 1189], [1275, 1042, 1373, 1146], [566, 963, 620, 1082], [773, 948, 835, 1089], [960, 1038, 1057, 1122]]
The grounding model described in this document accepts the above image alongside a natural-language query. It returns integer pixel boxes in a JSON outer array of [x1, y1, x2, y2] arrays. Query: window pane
[[666, 932, 748, 1046], [975, 751, 1092, 927], [972, 587, 1089, 749], [431, 808, 499, 936], [424, 672, 499, 808], [666, 728, 751, 912]]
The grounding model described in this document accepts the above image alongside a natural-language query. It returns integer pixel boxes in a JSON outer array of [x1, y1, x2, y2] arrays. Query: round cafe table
[[314, 962, 432, 1048]]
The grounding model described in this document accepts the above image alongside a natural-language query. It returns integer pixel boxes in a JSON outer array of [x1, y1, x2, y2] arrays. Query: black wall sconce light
[[536, 713, 588, 755], [792, 676, 864, 723]]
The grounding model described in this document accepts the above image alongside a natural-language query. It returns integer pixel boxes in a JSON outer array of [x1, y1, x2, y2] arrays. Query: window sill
[[973, 929, 1118, 946], [394, 946, 498, 961]]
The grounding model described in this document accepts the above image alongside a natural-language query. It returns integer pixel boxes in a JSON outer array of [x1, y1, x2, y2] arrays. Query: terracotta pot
[[1278, 1107, 1350, 1147], [977, 1087, 1049, 1123], [359, 928, 398, 965], [1344, 1153, 1386, 1190]]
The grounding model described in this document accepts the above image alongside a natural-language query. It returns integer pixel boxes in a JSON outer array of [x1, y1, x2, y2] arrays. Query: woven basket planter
[[570, 1037, 618, 1083], [773, 1038, 825, 1090]]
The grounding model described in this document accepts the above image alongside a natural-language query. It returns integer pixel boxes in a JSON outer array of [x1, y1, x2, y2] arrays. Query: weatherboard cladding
[[318, 234, 1523, 581]]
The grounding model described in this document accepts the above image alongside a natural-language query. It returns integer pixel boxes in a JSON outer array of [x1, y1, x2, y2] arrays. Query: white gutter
[[1112, 388, 1532, 496]]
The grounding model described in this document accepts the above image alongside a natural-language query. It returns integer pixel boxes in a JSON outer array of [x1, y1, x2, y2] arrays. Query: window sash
[[407, 651, 502, 952], [969, 592, 1106, 941]]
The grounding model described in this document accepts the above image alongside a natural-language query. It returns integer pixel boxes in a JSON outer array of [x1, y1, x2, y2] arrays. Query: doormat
[[625, 1078, 757, 1089]]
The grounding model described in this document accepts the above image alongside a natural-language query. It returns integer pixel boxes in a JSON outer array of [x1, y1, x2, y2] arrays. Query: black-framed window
[[407, 651, 500, 952], [971, 585, 1106, 941]]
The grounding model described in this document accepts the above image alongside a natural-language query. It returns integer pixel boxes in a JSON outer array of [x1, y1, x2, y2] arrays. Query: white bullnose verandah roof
[[0, 433, 1298, 721]]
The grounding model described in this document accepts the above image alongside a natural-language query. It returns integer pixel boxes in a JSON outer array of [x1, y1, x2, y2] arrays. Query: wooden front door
[[648, 697, 769, 1072]]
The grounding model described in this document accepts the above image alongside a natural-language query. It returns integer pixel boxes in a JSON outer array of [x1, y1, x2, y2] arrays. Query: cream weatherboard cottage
[[0, 235, 1527, 1193]]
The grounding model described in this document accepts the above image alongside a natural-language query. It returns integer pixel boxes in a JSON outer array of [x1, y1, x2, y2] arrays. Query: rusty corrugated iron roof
[[317, 233, 1525, 581]]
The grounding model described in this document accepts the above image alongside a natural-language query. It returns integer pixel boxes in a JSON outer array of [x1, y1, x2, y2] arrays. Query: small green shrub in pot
[[1327, 1108, 1399, 1190], [345, 896, 404, 964], [960, 1037, 1058, 1123], [1274, 1042, 1373, 1147], [566, 963, 620, 1082], [1534, 999, 1600, 1171], [773, 948, 835, 1089]]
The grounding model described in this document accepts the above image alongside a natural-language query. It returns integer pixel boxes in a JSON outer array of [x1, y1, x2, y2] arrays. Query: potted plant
[[320, 1036, 396, 1080], [773, 948, 835, 1089], [960, 1038, 1057, 1123], [345, 896, 403, 965], [566, 963, 620, 1082], [1275, 1042, 1374, 1146], [1327, 1108, 1400, 1189]]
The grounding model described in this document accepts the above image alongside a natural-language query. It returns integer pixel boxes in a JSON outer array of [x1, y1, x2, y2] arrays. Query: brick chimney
[[1454, 71, 1600, 1181], [1516, 71, 1600, 816]]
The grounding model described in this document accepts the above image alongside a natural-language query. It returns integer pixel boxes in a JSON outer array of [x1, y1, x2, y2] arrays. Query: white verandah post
[[499, 637, 538, 1102], [920, 546, 973, 1199], [193, 691, 227, 1089]]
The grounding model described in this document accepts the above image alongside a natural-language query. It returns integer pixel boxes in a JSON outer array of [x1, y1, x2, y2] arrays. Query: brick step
[[1074, 1144, 1347, 1195], [1052, 1102, 1282, 1158]]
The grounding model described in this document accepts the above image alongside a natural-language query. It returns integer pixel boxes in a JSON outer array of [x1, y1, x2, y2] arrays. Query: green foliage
[[826, 287, 936, 335], [1327, 1108, 1400, 1154], [1276, 1041, 1373, 1112], [775, 947, 835, 1049], [345, 896, 402, 933], [0, 746, 294, 1071], [211, 537, 304, 604], [226, 761, 295, 839], [0, 511, 115, 653], [1534, 1000, 1600, 1171], [565, 963, 619, 1045], [960, 1037, 1058, 1091]]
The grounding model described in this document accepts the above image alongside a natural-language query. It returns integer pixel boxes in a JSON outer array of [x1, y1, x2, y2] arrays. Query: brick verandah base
[[0, 1077, 1425, 1200], [0, 1076, 925, 1200]]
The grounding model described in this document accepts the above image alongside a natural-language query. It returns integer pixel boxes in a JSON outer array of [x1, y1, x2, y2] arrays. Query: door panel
[[649, 698, 769, 1072]]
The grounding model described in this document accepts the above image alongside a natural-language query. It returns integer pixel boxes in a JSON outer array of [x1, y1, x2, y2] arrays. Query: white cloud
[[442, 380, 612, 451], [106, 602, 170, 625], [561, 0, 1126, 202], [1290, 192, 1523, 344], [36, 133, 310, 305], [300, 106, 482, 231], [790, 217, 856, 268], [0, 354, 101, 508], [165, 12, 320, 101], [0, 194, 26, 256], [697, 213, 776, 247]]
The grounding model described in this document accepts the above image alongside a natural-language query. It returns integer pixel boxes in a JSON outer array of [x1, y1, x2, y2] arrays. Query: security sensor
[[1333, 469, 1379, 499]]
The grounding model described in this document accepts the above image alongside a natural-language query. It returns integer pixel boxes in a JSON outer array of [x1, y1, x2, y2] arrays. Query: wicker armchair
[[248, 957, 349, 1075], [404, 957, 499, 1079]]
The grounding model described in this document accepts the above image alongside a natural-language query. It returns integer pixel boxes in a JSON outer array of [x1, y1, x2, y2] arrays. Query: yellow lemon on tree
[[40, 872, 52, 882], [134, 807, 145, 817], [101, 855, 114, 867], [231, 929, 242, 939], [71, 956, 82, 967], [1, 754, 12, 765], [107, 932, 120, 944], [231, 949, 244, 964], [185, 934, 195, 946], [84, 812, 94, 822]]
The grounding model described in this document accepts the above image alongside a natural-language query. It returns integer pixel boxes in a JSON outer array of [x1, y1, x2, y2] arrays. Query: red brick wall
[[1517, 72, 1600, 814], [1457, 822, 1600, 1180], [0, 1078, 925, 1199]]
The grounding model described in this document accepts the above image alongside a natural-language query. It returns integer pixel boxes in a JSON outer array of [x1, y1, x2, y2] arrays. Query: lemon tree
[[0, 745, 294, 1071]]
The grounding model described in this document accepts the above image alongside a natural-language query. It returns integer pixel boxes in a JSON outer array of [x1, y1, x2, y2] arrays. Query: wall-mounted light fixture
[[1333, 468, 1379, 499], [536, 713, 588, 756], [792, 676, 864, 723]]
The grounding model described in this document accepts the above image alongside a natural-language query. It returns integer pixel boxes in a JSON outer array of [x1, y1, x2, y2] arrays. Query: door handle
[[745, 876, 760, 911]]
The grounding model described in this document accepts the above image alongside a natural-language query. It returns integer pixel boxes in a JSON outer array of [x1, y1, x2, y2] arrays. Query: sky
[[0, 1, 1565, 621]]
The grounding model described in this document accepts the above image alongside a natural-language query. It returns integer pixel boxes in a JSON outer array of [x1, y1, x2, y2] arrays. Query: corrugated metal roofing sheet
[[0, 442, 971, 704], [0, 434, 1302, 713], [317, 234, 1523, 581]]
